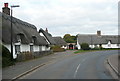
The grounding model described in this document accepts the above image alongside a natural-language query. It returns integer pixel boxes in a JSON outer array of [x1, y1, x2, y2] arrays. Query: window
[[108, 44, 111, 47], [117, 44, 119, 46], [30, 45, 33, 52], [15, 45, 20, 54], [17, 35, 21, 42], [32, 36, 37, 43], [39, 46, 42, 51]]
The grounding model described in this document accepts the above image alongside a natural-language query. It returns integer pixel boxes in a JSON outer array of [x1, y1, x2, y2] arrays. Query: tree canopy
[[63, 34, 76, 43]]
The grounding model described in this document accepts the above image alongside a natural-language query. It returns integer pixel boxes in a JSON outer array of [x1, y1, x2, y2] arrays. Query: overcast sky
[[0, 0, 119, 37]]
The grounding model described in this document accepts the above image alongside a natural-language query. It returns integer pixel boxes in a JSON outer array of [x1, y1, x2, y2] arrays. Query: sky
[[0, 0, 119, 37]]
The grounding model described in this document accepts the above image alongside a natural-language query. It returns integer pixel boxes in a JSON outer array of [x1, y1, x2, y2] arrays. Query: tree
[[80, 43, 90, 50], [63, 34, 76, 43]]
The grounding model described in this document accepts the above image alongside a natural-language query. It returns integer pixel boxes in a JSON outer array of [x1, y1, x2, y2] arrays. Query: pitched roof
[[39, 28, 56, 45], [77, 34, 120, 45], [53, 37, 67, 46], [1, 12, 48, 45]]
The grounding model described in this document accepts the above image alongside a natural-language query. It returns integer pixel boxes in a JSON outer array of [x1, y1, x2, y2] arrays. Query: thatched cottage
[[1, 3, 50, 58], [77, 31, 120, 49], [39, 28, 67, 49], [53, 37, 67, 49]]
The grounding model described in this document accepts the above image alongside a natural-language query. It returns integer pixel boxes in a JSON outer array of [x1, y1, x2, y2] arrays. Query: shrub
[[51, 45, 65, 52], [1, 44, 14, 68], [80, 43, 90, 50]]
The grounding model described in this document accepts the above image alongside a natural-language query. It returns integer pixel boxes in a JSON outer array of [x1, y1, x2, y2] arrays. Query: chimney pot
[[97, 31, 101, 36], [2, 3, 10, 15], [45, 28, 48, 33], [4, 3, 8, 7]]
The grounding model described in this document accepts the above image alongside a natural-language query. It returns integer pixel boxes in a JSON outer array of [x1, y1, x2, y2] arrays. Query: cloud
[[0, 0, 118, 37]]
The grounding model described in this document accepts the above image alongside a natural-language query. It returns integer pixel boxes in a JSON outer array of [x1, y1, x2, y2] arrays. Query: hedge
[[1, 44, 14, 68], [51, 45, 65, 52]]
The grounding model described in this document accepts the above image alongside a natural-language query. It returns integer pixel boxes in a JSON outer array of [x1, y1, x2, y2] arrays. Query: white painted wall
[[77, 41, 120, 49], [46, 47, 50, 51], [21, 44, 30, 52], [61, 46, 67, 49], [102, 44, 120, 48], [3, 43, 51, 59], [89, 45, 95, 48], [76, 38, 81, 49], [3, 44, 17, 59], [34, 45, 39, 52], [42, 46, 46, 51]]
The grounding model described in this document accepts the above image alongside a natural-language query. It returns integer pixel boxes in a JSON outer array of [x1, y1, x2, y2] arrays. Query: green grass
[[74, 48, 120, 54], [74, 50, 95, 54]]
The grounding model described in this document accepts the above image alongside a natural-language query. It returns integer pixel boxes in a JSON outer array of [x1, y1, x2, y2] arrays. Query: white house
[[39, 28, 56, 50], [1, 3, 50, 59], [53, 37, 67, 49], [77, 31, 120, 49], [39, 28, 67, 49]]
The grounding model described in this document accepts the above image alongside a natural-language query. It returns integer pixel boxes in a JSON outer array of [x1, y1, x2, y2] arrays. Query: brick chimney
[[45, 28, 48, 33], [97, 30, 101, 36], [2, 3, 10, 15]]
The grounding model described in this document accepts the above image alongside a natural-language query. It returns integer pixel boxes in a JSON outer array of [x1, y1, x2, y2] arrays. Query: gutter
[[107, 58, 120, 77]]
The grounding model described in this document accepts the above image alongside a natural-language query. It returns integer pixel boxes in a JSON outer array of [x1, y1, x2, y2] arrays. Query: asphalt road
[[20, 50, 118, 79]]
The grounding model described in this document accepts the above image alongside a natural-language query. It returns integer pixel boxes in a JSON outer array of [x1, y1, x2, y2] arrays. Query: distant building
[[67, 43, 76, 50], [39, 28, 56, 46], [39, 28, 67, 49], [77, 31, 120, 49], [53, 37, 67, 49]]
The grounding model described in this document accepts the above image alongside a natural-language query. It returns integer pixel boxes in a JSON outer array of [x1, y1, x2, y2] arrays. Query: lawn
[[74, 50, 96, 54]]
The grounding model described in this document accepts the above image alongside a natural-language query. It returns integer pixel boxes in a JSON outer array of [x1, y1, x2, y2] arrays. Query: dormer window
[[17, 35, 21, 42], [17, 33, 24, 42], [32, 35, 37, 43]]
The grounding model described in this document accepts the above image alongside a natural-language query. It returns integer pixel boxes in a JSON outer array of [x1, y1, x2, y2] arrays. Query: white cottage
[[39, 28, 67, 49], [77, 31, 120, 49], [1, 3, 49, 59], [53, 37, 67, 49], [39, 28, 56, 47]]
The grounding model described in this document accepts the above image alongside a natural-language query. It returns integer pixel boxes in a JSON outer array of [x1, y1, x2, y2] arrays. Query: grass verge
[[74, 48, 120, 54]]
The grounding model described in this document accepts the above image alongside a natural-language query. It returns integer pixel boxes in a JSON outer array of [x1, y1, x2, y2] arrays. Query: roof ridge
[[2, 12, 36, 29]]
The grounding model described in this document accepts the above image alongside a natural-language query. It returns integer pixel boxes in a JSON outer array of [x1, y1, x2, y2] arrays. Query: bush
[[80, 43, 90, 50], [51, 45, 65, 52], [1, 44, 14, 67]]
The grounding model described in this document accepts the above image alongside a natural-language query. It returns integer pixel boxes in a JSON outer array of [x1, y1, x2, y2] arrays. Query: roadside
[[2, 50, 76, 79], [106, 54, 119, 79], [74, 49, 120, 54]]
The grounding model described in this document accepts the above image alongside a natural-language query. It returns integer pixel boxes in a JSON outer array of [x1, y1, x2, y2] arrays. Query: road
[[20, 50, 118, 79]]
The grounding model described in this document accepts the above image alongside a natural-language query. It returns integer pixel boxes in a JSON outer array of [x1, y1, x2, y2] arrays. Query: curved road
[[21, 50, 118, 79]]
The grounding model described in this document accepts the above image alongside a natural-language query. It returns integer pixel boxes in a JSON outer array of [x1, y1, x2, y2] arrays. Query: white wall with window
[[21, 44, 30, 52], [34, 45, 39, 52], [42, 46, 46, 51]]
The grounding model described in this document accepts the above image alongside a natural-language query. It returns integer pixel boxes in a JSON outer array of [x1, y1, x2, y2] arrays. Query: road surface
[[20, 50, 118, 79]]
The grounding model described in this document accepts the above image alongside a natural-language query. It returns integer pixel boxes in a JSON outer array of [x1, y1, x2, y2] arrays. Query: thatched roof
[[53, 37, 67, 46], [1, 12, 48, 45], [39, 28, 56, 45], [77, 34, 120, 45]]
